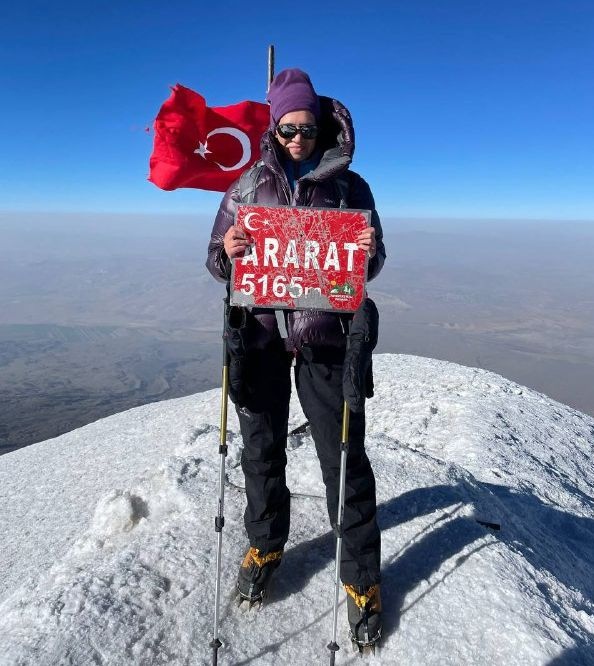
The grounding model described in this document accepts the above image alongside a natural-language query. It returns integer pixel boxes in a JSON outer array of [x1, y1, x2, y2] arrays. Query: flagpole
[[267, 44, 275, 92]]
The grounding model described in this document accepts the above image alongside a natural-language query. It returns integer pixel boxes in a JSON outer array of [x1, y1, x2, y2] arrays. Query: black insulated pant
[[236, 342, 381, 587]]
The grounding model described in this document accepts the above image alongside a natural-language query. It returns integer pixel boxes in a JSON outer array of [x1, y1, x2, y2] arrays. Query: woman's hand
[[356, 226, 376, 258], [223, 225, 251, 258]]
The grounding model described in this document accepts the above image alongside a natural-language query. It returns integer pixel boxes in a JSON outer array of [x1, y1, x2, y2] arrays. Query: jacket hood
[[260, 96, 355, 182]]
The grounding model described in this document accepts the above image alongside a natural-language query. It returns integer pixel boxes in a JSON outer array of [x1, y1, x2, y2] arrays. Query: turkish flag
[[148, 84, 270, 192]]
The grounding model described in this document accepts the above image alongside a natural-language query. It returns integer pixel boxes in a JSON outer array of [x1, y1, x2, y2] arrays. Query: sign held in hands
[[230, 205, 369, 312]]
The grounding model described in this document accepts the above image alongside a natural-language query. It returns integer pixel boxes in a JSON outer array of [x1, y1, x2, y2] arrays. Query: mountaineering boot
[[345, 584, 382, 650], [237, 547, 283, 604]]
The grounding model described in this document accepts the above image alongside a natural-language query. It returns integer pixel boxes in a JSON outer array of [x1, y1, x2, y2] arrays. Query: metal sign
[[230, 204, 370, 312]]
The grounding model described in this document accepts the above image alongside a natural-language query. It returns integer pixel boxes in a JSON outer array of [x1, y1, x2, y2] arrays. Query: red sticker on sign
[[230, 205, 369, 312]]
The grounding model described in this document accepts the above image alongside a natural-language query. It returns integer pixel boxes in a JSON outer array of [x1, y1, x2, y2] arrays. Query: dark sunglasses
[[276, 123, 319, 140]]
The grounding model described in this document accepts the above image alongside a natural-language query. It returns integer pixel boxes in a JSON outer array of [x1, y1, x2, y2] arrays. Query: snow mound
[[0, 354, 593, 665]]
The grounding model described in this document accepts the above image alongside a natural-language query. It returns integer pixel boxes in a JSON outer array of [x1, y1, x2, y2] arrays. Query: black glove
[[342, 298, 379, 413], [225, 305, 249, 407]]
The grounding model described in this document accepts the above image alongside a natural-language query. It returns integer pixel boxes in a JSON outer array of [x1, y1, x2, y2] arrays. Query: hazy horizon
[[1, 211, 593, 454]]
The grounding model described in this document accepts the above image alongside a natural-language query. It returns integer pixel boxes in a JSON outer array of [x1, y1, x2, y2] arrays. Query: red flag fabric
[[149, 84, 270, 192]]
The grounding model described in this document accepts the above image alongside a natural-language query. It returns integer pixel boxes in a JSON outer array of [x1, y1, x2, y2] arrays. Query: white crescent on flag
[[243, 212, 261, 231], [203, 126, 251, 172]]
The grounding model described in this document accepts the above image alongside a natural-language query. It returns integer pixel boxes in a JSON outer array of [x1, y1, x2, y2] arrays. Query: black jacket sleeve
[[347, 172, 386, 281], [206, 178, 241, 283]]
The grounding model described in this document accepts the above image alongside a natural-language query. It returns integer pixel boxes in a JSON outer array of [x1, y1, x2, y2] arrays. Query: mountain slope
[[0, 354, 593, 665]]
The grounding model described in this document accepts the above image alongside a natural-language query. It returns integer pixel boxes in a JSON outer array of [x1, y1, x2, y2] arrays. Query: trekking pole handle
[[220, 297, 229, 449], [220, 364, 229, 449], [341, 401, 350, 446]]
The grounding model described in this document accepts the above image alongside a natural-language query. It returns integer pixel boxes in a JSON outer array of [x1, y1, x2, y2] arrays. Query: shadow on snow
[[272, 477, 594, 659]]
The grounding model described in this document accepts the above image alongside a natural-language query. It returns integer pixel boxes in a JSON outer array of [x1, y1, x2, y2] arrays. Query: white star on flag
[[194, 141, 211, 159]]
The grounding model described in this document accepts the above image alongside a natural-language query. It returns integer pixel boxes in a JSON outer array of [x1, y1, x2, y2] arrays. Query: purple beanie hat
[[266, 68, 320, 125]]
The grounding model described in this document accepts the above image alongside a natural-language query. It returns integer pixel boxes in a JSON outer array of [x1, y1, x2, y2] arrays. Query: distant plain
[[1, 212, 593, 454]]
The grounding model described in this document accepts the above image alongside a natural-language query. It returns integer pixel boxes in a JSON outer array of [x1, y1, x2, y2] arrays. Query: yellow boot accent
[[242, 547, 283, 569], [344, 584, 382, 612]]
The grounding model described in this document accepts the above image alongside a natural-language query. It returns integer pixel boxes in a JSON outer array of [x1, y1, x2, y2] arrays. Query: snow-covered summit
[[0, 354, 593, 665]]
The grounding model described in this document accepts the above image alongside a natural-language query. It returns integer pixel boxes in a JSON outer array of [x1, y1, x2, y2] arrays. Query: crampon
[[350, 633, 381, 657], [345, 583, 382, 656], [235, 592, 265, 612], [236, 547, 282, 611]]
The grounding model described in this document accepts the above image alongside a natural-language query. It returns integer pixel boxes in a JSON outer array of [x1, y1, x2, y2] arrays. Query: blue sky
[[1, 0, 593, 219]]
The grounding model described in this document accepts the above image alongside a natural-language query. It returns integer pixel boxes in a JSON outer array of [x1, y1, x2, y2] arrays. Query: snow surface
[[1, 353, 593, 665]]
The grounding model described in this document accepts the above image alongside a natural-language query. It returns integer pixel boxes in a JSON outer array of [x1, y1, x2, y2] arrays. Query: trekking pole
[[327, 399, 350, 665], [211, 44, 275, 665], [210, 298, 230, 666]]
